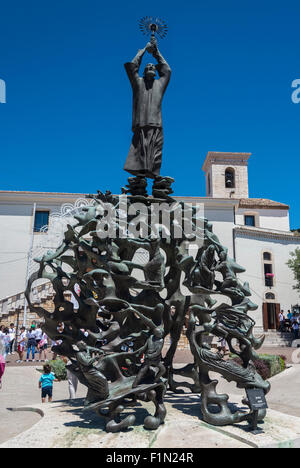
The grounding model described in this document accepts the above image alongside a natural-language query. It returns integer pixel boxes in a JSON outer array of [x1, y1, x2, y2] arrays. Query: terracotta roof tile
[[239, 198, 289, 209]]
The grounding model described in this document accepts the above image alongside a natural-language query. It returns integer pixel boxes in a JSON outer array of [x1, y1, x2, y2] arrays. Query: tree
[[287, 248, 300, 292]]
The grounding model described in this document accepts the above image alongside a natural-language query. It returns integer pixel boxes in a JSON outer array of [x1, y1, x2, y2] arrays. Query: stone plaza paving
[[1, 354, 300, 448]]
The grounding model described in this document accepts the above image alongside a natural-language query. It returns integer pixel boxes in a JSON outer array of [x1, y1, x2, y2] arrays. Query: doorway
[[263, 302, 280, 331]]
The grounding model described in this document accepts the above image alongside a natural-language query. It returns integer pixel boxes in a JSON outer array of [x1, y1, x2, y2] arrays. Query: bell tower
[[202, 152, 251, 198]]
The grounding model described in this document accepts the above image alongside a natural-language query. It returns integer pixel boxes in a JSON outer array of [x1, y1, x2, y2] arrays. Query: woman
[[26, 325, 37, 362], [35, 324, 43, 350], [38, 332, 48, 362], [8, 324, 16, 355], [17, 326, 27, 363]]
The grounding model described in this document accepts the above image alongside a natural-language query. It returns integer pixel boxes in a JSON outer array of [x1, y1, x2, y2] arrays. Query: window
[[265, 292, 275, 300], [34, 211, 49, 232], [245, 215, 255, 227], [263, 252, 272, 261], [264, 263, 274, 287], [225, 168, 235, 188], [207, 173, 211, 196], [263, 251, 274, 287]]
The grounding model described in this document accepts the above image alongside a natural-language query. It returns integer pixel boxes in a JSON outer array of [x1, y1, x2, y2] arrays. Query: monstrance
[[138, 16, 168, 48]]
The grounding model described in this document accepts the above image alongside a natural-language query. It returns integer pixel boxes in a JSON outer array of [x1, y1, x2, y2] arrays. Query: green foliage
[[287, 248, 300, 292], [230, 353, 286, 380], [48, 359, 67, 381], [278, 356, 286, 372], [258, 354, 283, 377]]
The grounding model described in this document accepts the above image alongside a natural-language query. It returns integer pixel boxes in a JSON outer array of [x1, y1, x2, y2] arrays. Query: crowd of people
[[278, 310, 300, 340], [0, 321, 79, 403], [0, 322, 58, 363], [0, 323, 16, 360]]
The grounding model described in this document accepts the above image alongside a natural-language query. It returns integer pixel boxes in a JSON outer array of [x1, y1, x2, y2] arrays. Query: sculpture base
[[2, 397, 300, 448]]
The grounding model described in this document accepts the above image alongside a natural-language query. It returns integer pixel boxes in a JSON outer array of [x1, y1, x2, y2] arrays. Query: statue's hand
[[146, 42, 154, 54]]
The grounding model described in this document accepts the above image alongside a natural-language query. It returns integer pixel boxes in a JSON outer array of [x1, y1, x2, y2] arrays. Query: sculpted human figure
[[191, 245, 216, 290], [131, 308, 165, 388], [76, 341, 109, 404], [143, 238, 165, 289], [124, 40, 171, 179], [214, 251, 251, 299]]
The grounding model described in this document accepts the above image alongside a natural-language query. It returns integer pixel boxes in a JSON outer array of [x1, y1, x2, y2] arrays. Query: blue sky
[[0, 0, 300, 227]]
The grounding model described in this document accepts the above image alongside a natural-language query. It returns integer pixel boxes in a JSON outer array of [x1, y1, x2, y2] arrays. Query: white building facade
[[0, 191, 86, 300], [0, 152, 299, 332]]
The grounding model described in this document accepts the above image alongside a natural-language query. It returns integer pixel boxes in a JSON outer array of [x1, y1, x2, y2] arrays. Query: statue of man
[[76, 341, 109, 404], [124, 40, 171, 179]]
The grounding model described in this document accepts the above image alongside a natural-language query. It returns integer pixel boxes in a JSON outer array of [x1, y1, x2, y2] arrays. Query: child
[[17, 327, 27, 363], [39, 364, 57, 403]]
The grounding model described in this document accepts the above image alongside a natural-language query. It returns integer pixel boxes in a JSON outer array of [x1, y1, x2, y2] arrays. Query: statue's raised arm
[[124, 45, 147, 88], [151, 42, 171, 90]]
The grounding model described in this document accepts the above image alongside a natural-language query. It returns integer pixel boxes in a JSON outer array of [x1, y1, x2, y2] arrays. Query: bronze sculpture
[[24, 17, 270, 433], [124, 41, 171, 180], [124, 17, 171, 198]]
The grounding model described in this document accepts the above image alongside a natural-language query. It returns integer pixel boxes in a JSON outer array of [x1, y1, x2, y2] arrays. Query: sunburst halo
[[138, 16, 168, 40]]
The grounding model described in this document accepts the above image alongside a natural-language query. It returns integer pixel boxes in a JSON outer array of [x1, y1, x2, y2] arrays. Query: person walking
[[292, 313, 298, 324], [38, 364, 57, 403], [279, 310, 285, 332], [26, 325, 37, 362], [38, 332, 48, 362], [285, 310, 293, 332], [35, 323, 43, 350], [62, 357, 79, 400], [17, 326, 27, 363], [2, 329, 11, 361], [292, 320, 299, 341], [8, 323, 16, 355]]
